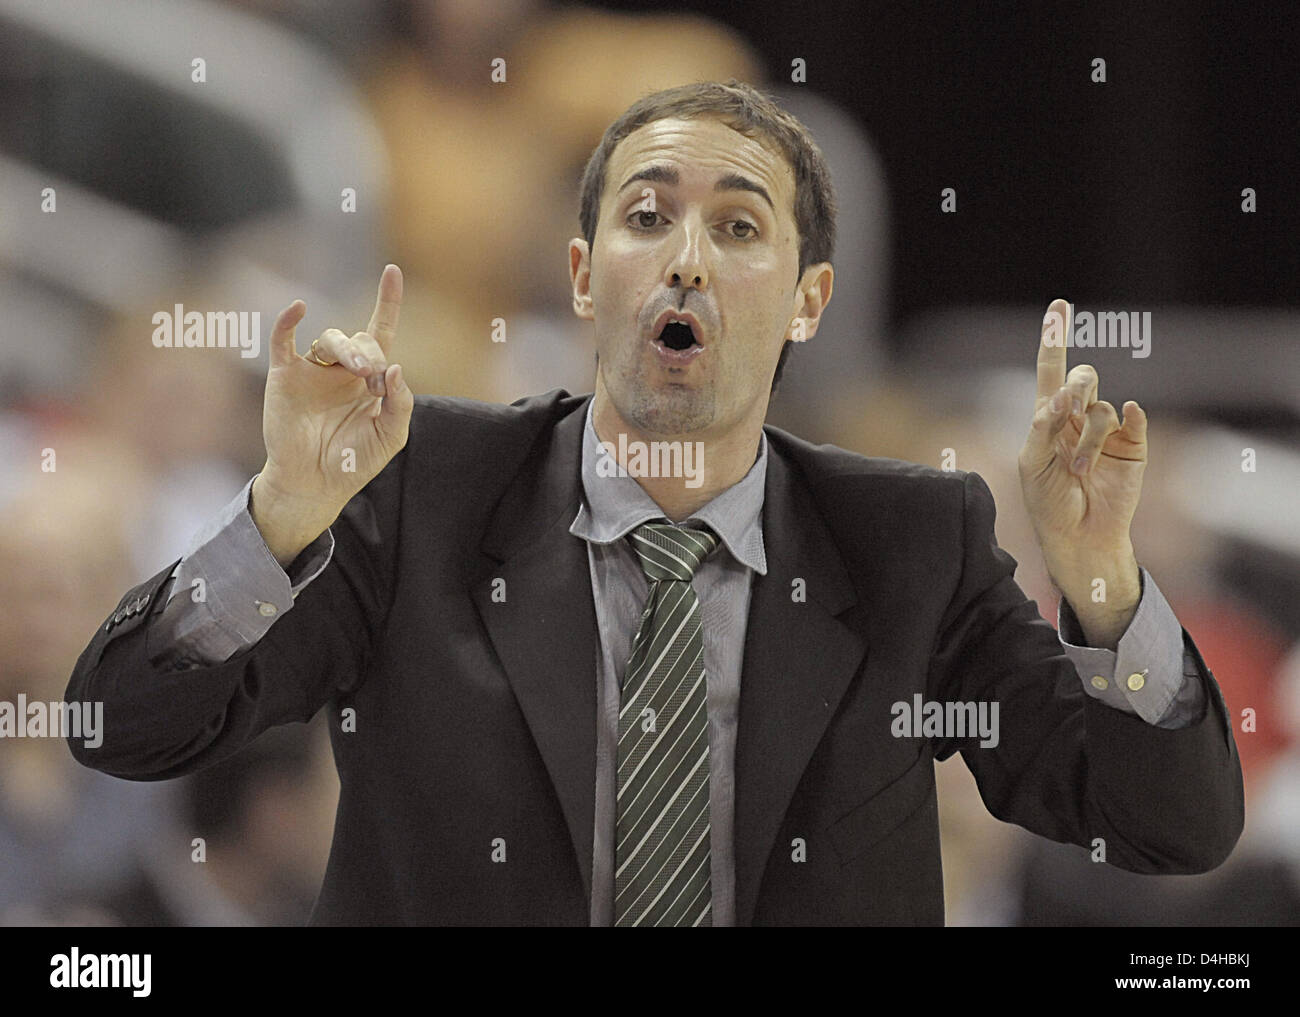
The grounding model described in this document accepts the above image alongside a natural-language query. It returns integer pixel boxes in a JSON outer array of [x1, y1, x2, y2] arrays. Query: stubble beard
[[614, 357, 717, 437]]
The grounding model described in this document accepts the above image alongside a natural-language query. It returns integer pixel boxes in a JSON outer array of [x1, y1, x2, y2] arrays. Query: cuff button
[[1090, 675, 1108, 690], [1126, 671, 1147, 691], [256, 601, 278, 617]]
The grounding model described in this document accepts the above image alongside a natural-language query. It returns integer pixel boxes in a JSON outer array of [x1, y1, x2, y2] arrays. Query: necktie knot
[[629, 521, 719, 583]]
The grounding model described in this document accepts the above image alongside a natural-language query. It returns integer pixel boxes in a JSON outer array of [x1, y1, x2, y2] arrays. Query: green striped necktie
[[614, 520, 720, 927]]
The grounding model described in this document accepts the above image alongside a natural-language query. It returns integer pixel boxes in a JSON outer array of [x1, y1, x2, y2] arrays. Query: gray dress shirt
[[149, 398, 1205, 925]]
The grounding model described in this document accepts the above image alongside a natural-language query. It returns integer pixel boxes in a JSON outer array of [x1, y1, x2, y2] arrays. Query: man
[[65, 80, 1243, 926]]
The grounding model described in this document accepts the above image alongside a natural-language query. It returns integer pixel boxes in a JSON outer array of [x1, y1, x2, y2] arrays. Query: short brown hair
[[578, 79, 836, 392]]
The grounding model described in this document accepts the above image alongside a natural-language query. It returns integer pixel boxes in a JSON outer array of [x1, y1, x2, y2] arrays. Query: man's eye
[[628, 209, 662, 229], [727, 220, 758, 239]]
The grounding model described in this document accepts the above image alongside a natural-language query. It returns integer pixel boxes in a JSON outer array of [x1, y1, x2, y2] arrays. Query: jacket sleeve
[[926, 470, 1244, 874], [62, 448, 407, 782]]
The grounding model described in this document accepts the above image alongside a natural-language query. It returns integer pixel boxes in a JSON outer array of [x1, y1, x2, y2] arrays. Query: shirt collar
[[569, 397, 768, 575]]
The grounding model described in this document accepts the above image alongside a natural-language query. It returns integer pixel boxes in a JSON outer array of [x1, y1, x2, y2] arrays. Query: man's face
[[571, 116, 826, 438]]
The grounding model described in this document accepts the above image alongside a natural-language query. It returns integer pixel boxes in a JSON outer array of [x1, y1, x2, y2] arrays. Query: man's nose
[[665, 222, 709, 291]]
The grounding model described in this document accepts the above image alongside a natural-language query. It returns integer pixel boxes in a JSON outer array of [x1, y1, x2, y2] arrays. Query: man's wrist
[[249, 471, 340, 569], [1045, 544, 1141, 649]]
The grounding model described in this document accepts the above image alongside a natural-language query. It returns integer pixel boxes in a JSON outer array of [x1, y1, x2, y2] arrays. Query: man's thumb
[[269, 300, 306, 367]]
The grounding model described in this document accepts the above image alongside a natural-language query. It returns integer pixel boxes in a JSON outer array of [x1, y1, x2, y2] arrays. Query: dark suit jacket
[[65, 389, 1244, 925]]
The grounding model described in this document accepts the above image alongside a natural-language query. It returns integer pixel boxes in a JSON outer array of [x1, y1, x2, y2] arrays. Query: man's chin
[[622, 386, 716, 438]]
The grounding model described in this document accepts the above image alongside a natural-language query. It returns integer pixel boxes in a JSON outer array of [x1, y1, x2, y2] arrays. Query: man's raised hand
[[1019, 297, 1149, 555], [251, 264, 414, 565]]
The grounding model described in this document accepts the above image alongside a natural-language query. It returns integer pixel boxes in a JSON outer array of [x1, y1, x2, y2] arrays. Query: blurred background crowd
[[0, 0, 1296, 925]]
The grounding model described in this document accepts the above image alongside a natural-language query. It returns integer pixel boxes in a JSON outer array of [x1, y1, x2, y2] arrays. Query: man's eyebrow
[[615, 166, 775, 212], [714, 172, 774, 212], [616, 165, 679, 196]]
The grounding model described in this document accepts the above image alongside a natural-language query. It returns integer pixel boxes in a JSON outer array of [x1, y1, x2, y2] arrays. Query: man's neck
[[591, 381, 765, 522]]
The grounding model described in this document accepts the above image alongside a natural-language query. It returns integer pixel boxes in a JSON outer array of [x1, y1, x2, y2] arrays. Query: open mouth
[[656, 320, 698, 351]]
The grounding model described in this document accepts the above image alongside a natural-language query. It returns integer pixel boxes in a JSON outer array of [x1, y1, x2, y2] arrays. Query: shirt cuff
[[1058, 566, 1202, 727], [164, 474, 335, 662]]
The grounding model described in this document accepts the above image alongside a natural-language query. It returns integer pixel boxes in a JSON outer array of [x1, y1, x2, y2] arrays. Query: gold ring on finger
[[305, 337, 333, 367]]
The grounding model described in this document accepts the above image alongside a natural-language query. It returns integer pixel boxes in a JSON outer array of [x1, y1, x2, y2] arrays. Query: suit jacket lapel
[[470, 395, 597, 904], [733, 436, 867, 926]]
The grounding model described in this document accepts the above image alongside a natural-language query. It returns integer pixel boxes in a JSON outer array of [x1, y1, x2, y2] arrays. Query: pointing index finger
[[1036, 298, 1070, 402], [367, 264, 403, 352]]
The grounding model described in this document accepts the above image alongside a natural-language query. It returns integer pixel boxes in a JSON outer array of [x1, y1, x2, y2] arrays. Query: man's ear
[[570, 238, 594, 321], [786, 261, 834, 342]]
